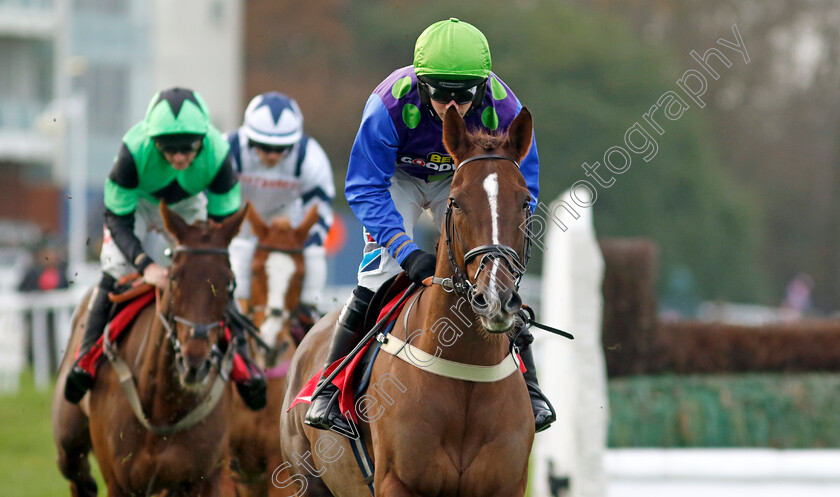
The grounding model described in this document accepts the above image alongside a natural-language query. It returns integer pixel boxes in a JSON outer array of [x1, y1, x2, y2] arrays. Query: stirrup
[[529, 384, 556, 433], [304, 382, 352, 433]]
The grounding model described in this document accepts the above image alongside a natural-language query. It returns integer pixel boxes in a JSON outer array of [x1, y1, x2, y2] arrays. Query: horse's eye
[[450, 199, 461, 210]]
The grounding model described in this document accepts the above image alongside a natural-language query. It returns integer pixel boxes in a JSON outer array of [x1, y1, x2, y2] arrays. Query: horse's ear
[[246, 203, 269, 241], [161, 201, 191, 242], [442, 106, 469, 164], [220, 203, 249, 244], [507, 107, 533, 163], [296, 204, 320, 241]]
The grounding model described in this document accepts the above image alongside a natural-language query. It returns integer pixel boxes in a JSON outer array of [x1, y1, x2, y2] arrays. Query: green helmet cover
[[144, 87, 210, 137], [413, 18, 491, 80]]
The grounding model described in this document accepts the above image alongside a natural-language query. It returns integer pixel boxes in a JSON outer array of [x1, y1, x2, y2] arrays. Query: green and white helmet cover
[[143, 87, 210, 137], [413, 18, 491, 80]]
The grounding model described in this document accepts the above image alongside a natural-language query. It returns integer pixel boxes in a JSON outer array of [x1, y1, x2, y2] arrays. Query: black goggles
[[422, 81, 481, 105], [153, 136, 203, 155], [249, 140, 293, 154]]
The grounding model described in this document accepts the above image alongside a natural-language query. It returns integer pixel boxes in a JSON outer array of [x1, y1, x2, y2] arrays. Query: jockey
[[225, 92, 334, 314], [64, 87, 267, 410], [305, 18, 555, 433]]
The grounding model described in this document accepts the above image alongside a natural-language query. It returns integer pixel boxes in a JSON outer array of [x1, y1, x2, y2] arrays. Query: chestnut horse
[[224, 205, 320, 497], [52, 202, 247, 497], [280, 107, 536, 496]]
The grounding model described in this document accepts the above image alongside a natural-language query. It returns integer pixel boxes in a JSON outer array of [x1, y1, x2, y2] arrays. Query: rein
[[103, 243, 235, 435]]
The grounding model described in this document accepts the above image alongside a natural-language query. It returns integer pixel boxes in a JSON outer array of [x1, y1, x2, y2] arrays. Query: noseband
[[443, 154, 533, 300]]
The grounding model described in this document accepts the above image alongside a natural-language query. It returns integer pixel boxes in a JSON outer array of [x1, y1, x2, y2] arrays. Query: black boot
[[64, 275, 115, 403], [232, 336, 267, 411], [226, 300, 268, 411], [304, 286, 374, 433], [515, 329, 556, 433]]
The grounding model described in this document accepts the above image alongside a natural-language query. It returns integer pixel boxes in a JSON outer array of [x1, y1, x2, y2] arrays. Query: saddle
[[108, 273, 154, 305], [76, 275, 156, 376], [350, 273, 414, 398], [289, 272, 419, 421]]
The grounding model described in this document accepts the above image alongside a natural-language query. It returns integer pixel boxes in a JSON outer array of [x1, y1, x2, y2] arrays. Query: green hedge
[[608, 373, 840, 448]]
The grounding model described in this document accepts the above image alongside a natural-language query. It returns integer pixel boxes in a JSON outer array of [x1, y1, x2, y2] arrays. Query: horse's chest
[[376, 424, 529, 496], [125, 442, 222, 489], [373, 387, 531, 496]]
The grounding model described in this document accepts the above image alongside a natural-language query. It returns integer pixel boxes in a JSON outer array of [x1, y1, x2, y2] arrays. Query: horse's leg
[[53, 291, 98, 497], [53, 399, 97, 497], [228, 467, 271, 497], [376, 475, 422, 497], [104, 478, 130, 497], [55, 441, 97, 497], [182, 467, 223, 497], [218, 460, 241, 497], [267, 453, 299, 497]]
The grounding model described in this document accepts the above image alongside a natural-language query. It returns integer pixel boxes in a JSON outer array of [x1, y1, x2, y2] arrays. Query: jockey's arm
[[104, 144, 157, 278], [514, 104, 540, 212], [205, 152, 241, 222], [298, 138, 335, 247], [345, 95, 420, 265]]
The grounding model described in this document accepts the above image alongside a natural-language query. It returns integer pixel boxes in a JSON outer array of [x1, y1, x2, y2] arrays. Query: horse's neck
[[138, 296, 191, 412], [411, 283, 510, 366]]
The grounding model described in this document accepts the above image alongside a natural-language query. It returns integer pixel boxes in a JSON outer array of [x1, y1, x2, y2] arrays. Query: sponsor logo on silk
[[399, 152, 455, 172]]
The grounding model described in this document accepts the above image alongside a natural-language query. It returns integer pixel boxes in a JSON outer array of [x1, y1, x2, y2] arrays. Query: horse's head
[[247, 204, 318, 352], [441, 106, 534, 333], [161, 201, 248, 387]]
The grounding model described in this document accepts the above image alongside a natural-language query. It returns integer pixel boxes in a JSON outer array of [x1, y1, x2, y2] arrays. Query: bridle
[[157, 245, 232, 373], [442, 154, 533, 301], [104, 243, 236, 434]]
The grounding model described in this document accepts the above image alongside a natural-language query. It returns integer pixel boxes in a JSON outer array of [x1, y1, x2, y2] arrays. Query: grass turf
[[0, 370, 103, 497]]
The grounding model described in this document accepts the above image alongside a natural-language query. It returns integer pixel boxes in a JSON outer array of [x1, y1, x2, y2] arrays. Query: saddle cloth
[[289, 275, 415, 422], [77, 290, 155, 375]]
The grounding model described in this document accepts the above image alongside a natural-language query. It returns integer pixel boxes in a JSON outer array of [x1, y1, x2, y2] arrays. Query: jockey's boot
[[515, 329, 556, 433], [64, 274, 115, 404], [227, 301, 267, 411], [304, 286, 374, 433]]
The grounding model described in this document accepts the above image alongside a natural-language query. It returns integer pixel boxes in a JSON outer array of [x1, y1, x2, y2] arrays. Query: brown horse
[[279, 106, 536, 496], [224, 205, 320, 497], [52, 202, 247, 497]]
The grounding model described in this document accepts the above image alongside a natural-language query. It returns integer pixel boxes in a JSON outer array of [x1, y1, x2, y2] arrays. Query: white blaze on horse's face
[[472, 171, 517, 333], [482, 173, 504, 317], [262, 252, 296, 345], [484, 173, 500, 244]]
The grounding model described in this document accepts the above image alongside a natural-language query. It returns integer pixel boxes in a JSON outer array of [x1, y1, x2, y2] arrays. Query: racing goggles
[[420, 77, 486, 105], [153, 133, 204, 155], [248, 140, 293, 155]]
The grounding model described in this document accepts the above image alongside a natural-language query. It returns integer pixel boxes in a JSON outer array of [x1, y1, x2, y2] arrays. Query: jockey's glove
[[400, 249, 437, 285]]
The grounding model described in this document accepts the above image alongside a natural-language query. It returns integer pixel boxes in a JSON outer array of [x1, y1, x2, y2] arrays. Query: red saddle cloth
[[288, 284, 415, 423], [76, 290, 155, 375]]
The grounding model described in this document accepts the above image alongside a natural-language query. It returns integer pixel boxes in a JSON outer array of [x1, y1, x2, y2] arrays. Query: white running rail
[[0, 287, 86, 391]]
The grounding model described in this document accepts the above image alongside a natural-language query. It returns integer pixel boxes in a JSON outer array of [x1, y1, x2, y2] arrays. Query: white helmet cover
[[243, 92, 303, 146]]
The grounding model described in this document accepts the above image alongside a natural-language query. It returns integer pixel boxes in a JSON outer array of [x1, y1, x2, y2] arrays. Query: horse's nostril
[[504, 292, 522, 314], [472, 292, 488, 310]]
